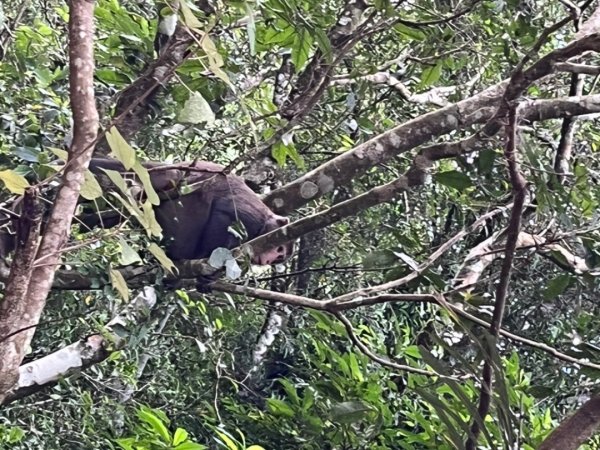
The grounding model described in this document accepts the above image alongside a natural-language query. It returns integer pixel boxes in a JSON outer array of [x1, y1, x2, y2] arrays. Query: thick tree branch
[[265, 31, 600, 215], [539, 395, 600, 450], [3, 287, 157, 405], [0, 0, 98, 401]]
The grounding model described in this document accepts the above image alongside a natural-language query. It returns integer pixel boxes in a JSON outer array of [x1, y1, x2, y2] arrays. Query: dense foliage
[[1, 0, 600, 449]]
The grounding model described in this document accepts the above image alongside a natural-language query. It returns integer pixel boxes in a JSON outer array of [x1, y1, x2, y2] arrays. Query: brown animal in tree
[[85, 158, 293, 265]]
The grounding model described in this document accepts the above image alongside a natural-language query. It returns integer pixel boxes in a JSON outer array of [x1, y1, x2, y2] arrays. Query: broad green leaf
[[434, 170, 473, 191], [133, 161, 160, 205], [110, 192, 162, 238], [393, 23, 426, 41], [313, 28, 332, 63], [115, 438, 135, 450], [110, 191, 142, 221], [201, 34, 231, 85], [137, 408, 171, 443], [148, 243, 177, 274], [271, 141, 304, 168], [142, 201, 163, 237], [266, 398, 295, 418], [178, 91, 215, 125], [0, 170, 29, 194], [101, 169, 129, 195], [291, 28, 312, 69], [96, 69, 131, 85], [13, 146, 41, 162], [362, 250, 397, 269], [179, 0, 202, 29], [173, 428, 189, 445], [80, 170, 103, 200], [118, 238, 142, 265], [478, 149, 497, 174], [246, 446, 266, 450], [174, 443, 207, 450], [50, 148, 69, 161], [109, 268, 129, 302], [262, 25, 294, 45], [106, 127, 136, 169], [347, 353, 364, 382], [419, 61, 443, 89], [543, 274, 571, 300], [330, 401, 373, 424]]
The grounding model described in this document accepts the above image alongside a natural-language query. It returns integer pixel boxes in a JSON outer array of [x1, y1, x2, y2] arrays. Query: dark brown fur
[[86, 158, 293, 264]]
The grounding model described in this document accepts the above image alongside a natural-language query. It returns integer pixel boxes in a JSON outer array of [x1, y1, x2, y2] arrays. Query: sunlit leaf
[[137, 407, 171, 443], [133, 161, 160, 205], [179, 0, 202, 29], [109, 268, 129, 302], [0, 170, 29, 194], [106, 126, 136, 170], [291, 28, 312, 69], [215, 431, 238, 450], [148, 243, 177, 274], [173, 428, 189, 445], [80, 170, 103, 200], [118, 238, 142, 265], [178, 91, 215, 125]]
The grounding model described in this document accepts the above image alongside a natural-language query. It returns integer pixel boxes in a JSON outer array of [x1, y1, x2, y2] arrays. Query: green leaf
[[244, 2, 256, 55], [215, 431, 238, 450], [246, 446, 266, 450], [133, 161, 160, 205], [393, 23, 426, 41], [50, 148, 69, 161], [173, 428, 189, 445], [543, 274, 571, 300], [141, 201, 163, 237], [138, 407, 171, 443], [109, 268, 129, 302], [106, 127, 136, 170], [102, 169, 129, 195], [95, 69, 131, 85], [362, 250, 397, 269], [115, 437, 135, 450], [262, 25, 294, 45], [175, 443, 207, 450], [478, 149, 497, 174], [148, 243, 177, 274], [434, 170, 473, 191], [330, 401, 373, 424], [419, 61, 443, 89], [80, 170, 103, 200], [118, 238, 142, 265], [179, 0, 202, 29], [266, 398, 295, 418], [178, 91, 215, 125], [313, 28, 332, 63], [201, 34, 231, 86], [0, 169, 30, 194], [291, 28, 312, 69]]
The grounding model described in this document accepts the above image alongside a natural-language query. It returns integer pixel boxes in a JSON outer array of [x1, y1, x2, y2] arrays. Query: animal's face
[[252, 215, 294, 265]]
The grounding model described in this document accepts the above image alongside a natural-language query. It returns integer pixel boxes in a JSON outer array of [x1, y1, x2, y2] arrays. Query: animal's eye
[[277, 246, 284, 253]]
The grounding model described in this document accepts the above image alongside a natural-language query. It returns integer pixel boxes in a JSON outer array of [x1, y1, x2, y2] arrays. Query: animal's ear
[[275, 216, 289, 227]]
